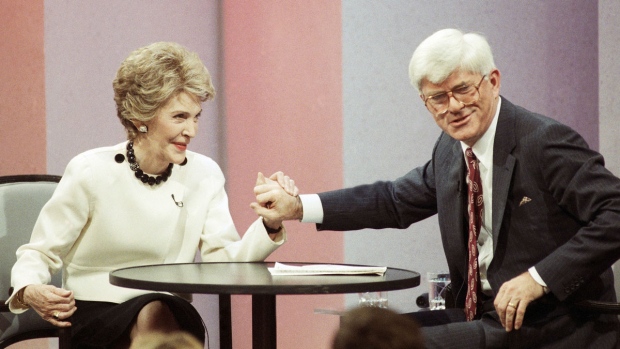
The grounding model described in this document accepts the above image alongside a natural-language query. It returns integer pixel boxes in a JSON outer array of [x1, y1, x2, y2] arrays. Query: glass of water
[[427, 272, 450, 310], [358, 291, 388, 308]]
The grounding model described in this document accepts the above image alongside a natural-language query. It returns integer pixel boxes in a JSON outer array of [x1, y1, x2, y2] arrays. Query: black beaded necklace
[[126, 141, 173, 186]]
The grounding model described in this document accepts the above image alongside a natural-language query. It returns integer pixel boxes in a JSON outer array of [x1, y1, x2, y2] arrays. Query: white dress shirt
[[460, 98, 500, 294]]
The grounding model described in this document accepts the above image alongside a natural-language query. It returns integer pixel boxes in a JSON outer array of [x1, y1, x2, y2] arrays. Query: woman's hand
[[252, 173, 285, 231], [22, 284, 77, 327]]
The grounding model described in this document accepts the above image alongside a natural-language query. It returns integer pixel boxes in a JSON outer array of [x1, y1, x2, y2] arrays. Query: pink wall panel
[[222, 1, 344, 348], [0, 0, 46, 175]]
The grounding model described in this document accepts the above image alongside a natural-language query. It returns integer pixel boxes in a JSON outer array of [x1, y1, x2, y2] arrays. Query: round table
[[110, 262, 420, 349]]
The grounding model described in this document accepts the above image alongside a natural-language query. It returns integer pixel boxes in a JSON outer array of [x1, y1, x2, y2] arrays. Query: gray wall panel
[[599, 0, 620, 302]]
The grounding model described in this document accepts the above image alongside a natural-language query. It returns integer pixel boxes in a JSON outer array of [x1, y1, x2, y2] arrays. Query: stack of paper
[[268, 262, 387, 276]]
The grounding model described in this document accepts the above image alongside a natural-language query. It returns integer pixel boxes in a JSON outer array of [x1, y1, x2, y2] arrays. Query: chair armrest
[[573, 300, 620, 314]]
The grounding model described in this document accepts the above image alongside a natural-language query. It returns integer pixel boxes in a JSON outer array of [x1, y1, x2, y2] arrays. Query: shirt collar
[[460, 97, 502, 169]]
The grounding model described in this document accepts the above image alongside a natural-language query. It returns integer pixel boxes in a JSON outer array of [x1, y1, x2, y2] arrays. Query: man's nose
[[446, 93, 465, 113]]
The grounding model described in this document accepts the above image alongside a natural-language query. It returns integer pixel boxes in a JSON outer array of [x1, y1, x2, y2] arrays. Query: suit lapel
[[492, 98, 516, 252]]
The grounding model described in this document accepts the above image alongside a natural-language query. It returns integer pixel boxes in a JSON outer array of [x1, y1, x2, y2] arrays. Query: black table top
[[109, 262, 420, 295]]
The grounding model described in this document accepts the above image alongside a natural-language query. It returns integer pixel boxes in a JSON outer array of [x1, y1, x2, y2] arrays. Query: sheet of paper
[[268, 262, 387, 276]]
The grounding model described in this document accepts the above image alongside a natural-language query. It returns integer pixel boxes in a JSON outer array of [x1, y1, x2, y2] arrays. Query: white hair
[[409, 29, 496, 94]]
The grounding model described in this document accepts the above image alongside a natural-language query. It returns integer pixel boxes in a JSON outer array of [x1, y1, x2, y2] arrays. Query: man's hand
[[251, 172, 303, 225], [269, 171, 299, 197], [494, 271, 545, 332], [22, 284, 77, 327]]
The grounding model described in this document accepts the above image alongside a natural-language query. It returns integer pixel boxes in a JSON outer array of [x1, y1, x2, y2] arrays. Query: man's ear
[[488, 69, 501, 97]]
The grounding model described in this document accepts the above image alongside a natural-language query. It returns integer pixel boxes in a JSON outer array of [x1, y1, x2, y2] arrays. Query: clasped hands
[[494, 271, 545, 332], [251, 172, 304, 229]]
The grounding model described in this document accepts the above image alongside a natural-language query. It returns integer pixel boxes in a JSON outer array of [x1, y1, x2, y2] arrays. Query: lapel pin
[[519, 196, 532, 207]]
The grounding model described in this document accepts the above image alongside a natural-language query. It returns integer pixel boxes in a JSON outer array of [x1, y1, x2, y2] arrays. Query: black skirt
[[69, 293, 205, 348]]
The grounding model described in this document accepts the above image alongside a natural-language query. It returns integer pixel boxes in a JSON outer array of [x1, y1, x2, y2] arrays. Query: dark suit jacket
[[317, 97, 620, 345]]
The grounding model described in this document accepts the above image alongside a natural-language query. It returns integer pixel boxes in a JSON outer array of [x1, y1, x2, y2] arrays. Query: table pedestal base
[[252, 295, 277, 349], [219, 295, 232, 349], [218, 294, 277, 349]]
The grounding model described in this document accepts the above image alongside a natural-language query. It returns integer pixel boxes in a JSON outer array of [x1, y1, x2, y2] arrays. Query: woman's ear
[[131, 121, 148, 133]]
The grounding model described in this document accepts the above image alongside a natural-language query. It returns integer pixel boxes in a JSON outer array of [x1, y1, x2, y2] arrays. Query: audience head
[[128, 330, 203, 349], [332, 306, 424, 349]]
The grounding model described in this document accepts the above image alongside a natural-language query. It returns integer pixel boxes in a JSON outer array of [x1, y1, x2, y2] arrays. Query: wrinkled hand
[[494, 271, 545, 331], [269, 171, 299, 197], [251, 172, 303, 226], [22, 284, 76, 327]]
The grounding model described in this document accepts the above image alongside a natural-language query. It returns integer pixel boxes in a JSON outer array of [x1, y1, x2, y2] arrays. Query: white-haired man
[[253, 29, 620, 348]]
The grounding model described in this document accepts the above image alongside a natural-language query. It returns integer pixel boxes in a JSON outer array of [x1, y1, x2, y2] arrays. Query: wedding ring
[[53, 311, 60, 320], [508, 302, 517, 308]]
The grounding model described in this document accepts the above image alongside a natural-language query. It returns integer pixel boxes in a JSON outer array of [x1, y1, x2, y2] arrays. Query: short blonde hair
[[113, 42, 215, 140]]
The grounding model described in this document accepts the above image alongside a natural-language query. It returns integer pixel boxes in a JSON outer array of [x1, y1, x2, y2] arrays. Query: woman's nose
[[183, 120, 197, 138]]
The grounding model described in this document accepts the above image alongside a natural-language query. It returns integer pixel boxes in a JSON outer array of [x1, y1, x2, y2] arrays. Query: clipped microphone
[[171, 194, 184, 207]]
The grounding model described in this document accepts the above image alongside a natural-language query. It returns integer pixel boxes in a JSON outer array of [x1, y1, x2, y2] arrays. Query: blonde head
[[113, 42, 215, 140]]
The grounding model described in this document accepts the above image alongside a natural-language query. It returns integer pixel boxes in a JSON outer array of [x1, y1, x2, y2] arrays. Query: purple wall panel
[[45, 1, 222, 175], [44, 1, 222, 347]]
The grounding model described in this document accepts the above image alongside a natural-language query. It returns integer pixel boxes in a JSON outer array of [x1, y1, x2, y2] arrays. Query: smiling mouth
[[450, 113, 471, 127]]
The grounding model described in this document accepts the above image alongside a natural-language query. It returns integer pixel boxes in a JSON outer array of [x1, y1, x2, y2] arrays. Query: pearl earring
[[138, 125, 148, 133]]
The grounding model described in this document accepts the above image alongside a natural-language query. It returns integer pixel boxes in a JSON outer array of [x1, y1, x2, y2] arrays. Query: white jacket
[[8, 142, 285, 312]]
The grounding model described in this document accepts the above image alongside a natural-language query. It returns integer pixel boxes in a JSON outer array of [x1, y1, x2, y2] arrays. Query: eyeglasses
[[423, 75, 486, 116]]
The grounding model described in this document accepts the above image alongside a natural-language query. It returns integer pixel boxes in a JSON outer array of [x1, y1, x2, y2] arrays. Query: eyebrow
[[426, 80, 471, 96], [168, 109, 203, 117]]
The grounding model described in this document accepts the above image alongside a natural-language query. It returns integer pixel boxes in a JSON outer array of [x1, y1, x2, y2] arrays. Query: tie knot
[[465, 147, 477, 161], [465, 147, 480, 175]]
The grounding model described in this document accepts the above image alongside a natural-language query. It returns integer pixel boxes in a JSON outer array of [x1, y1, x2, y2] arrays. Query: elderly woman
[[6, 42, 293, 348]]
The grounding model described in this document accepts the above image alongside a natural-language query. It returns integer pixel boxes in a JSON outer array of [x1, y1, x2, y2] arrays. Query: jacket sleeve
[[198, 168, 285, 262], [532, 123, 620, 301], [317, 158, 438, 231], [8, 154, 93, 312]]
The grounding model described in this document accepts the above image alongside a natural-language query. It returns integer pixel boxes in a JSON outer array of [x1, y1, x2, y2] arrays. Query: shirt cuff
[[299, 194, 324, 223], [528, 266, 550, 293]]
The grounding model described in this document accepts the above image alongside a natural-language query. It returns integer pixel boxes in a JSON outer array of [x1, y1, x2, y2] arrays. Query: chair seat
[[0, 309, 61, 347]]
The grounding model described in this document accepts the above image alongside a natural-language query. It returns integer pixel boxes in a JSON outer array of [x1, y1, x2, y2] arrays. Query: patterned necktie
[[465, 147, 483, 321]]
